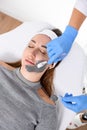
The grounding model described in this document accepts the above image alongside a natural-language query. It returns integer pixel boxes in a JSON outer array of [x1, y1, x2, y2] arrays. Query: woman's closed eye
[[28, 45, 34, 48], [28, 44, 47, 56], [40, 50, 47, 55]]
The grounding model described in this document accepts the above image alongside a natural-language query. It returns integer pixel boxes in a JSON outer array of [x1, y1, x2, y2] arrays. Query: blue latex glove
[[61, 93, 87, 113], [46, 25, 78, 64]]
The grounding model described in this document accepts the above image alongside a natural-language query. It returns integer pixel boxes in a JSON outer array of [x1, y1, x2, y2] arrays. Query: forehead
[[31, 34, 51, 45]]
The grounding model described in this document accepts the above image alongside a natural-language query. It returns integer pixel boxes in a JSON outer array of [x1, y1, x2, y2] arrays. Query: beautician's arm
[[46, 8, 86, 64], [69, 8, 86, 30]]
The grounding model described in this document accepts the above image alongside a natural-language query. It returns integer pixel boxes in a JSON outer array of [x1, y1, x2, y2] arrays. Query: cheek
[[36, 53, 49, 62], [41, 56, 49, 62], [22, 51, 26, 60], [22, 48, 29, 57], [21, 49, 28, 62]]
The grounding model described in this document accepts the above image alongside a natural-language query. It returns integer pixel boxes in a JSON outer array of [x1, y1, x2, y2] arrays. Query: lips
[[25, 59, 35, 65]]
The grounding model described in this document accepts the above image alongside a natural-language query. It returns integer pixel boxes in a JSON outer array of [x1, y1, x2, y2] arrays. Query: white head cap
[[35, 29, 58, 40]]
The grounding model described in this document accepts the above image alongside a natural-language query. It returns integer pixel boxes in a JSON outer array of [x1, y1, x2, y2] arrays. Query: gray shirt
[[0, 66, 58, 130]]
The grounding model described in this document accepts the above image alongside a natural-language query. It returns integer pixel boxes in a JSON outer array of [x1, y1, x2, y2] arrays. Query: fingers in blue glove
[[46, 41, 63, 64], [64, 93, 73, 97], [46, 25, 78, 65], [61, 99, 78, 112], [61, 95, 87, 113], [58, 93, 73, 101], [47, 49, 66, 64], [48, 51, 66, 64], [48, 56, 62, 64], [62, 95, 78, 103], [48, 55, 61, 64]]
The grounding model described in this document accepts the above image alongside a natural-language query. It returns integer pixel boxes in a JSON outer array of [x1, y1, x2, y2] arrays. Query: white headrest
[[0, 21, 54, 62]]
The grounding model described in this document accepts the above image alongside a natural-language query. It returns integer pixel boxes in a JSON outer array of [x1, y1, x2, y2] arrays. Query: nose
[[31, 48, 39, 57]]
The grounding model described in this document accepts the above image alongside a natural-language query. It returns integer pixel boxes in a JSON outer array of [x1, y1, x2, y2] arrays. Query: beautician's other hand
[[46, 25, 78, 64], [61, 93, 87, 113]]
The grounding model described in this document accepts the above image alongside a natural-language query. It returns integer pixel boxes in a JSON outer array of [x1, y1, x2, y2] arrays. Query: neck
[[20, 67, 41, 82]]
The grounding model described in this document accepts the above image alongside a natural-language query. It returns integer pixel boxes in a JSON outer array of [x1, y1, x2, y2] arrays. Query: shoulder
[[36, 88, 57, 129], [0, 60, 15, 70], [37, 88, 56, 106]]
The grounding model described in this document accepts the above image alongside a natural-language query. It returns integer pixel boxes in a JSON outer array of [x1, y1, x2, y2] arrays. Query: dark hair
[[40, 28, 62, 96], [6, 28, 62, 97]]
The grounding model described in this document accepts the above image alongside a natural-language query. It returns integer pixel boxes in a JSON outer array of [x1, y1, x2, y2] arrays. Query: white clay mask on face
[[25, 60, 48, 73]]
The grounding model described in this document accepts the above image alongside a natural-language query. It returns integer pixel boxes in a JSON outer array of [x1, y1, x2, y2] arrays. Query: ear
[[48, 63, 55, 69]]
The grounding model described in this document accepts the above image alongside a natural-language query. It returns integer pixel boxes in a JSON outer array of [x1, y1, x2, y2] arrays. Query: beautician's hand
[[61, 93, 87, 113], [46, 25, 78, 64]]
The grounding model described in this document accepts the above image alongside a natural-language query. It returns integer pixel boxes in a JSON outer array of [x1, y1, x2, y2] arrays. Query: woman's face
[[21, 34, 51, 74]]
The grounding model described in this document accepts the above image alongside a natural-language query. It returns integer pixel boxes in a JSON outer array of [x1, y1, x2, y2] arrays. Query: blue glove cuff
[[64, 25, 78, 42]]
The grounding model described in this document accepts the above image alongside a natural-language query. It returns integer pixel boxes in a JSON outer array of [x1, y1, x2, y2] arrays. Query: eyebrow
[[31, 40, 36, 43], [31, 40, 47, 49]]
